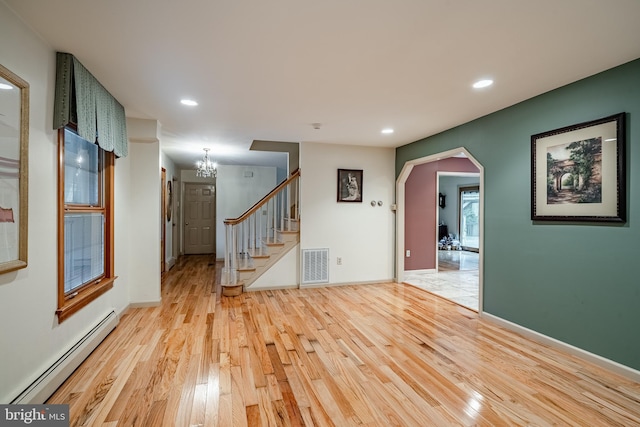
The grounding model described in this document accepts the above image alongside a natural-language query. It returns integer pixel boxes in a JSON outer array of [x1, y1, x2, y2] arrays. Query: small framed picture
[[337, 169, 362, 203], [531, 112, 625, 222]]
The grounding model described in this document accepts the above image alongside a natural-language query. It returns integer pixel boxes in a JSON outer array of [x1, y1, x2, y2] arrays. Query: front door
[[184, 183, 215, 255]]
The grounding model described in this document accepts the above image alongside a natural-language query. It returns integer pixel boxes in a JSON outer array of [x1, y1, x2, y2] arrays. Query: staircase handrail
[[221, 169, 300, 287], [224, 169, 300, 226]]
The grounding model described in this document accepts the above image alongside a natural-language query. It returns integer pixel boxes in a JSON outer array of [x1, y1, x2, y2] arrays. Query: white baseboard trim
[[128, 300, 161, 309], [300, 279, 395, 289], [246, 279, 394, 291], [405, 269, 436, 274], [11, 310, 119, 404], [482, 312, 640, 383], [245, 284, 299, 292]]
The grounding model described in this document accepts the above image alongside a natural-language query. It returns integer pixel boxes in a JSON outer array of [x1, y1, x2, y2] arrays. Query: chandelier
[[195, 148, 217, 178]]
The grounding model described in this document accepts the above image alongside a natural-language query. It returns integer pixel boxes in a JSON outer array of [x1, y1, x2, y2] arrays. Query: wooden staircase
[[221, 170, 300, 296], [236, 223, 299, 288]]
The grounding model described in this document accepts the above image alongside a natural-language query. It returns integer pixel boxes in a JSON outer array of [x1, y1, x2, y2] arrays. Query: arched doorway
[[396, 147, 484, 312]]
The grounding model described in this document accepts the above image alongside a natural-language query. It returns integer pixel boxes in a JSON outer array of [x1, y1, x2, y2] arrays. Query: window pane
[[460, 189, 479, 249], [64, 129, 99, 205], [64, 213, 104, 293]]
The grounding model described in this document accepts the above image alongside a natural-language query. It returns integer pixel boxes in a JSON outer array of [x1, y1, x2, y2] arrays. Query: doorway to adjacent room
[[397, 148, 483, 312]]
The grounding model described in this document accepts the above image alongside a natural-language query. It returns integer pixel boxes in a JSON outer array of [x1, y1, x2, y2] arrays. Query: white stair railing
[[222, 170, 300, 285]]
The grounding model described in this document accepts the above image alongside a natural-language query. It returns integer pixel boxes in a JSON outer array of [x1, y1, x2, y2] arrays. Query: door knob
[[185, 222, 189, 225]]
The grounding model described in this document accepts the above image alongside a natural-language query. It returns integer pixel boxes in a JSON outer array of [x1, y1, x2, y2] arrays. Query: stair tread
[[220, 278, 244, 287], [277, 229, 299, 234], [248, 249, 270, 258], [221, 282, 243, 297], [221, 281, 244, 287]]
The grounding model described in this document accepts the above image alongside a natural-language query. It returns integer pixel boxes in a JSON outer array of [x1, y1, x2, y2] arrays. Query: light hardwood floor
[[47, 255, 640, 426]]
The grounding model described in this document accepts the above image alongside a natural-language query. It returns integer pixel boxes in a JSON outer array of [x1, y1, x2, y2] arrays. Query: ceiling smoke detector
[[311, 122, 322, 130]]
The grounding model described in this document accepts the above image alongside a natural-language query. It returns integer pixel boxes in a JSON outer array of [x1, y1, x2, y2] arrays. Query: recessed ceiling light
[[381, 128, 394, 134], [473, 79, 494, 89], [180, 99, 198, 106], [0, 83, 13, 90]]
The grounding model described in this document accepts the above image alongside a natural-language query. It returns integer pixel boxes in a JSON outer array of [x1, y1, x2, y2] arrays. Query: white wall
[[250, 244, 300, 289], [300, 143, 395, 285], [127, 141, 162, 304], [0, 3, 133, 403], [215, 165, 277, 257], [114, 155, 132, 313]]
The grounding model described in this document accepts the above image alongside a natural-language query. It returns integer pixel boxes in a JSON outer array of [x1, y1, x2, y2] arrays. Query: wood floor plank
[[203, 363, 220, 427], [46, 255, 640, 426], [85, 345, 145, 426]]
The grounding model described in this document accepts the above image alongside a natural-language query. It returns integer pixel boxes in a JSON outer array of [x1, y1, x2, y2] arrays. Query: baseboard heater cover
[[302, 248, 329, 284], [11, 310, 119, 404]]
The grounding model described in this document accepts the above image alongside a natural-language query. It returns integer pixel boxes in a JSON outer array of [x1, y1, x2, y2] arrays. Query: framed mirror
[[0, 64, 29, 273]]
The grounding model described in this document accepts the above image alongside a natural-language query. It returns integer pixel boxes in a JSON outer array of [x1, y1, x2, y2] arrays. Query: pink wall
[[404, 157, 479, 270]]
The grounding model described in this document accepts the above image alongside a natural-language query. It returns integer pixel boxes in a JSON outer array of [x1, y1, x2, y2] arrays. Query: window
[[459, 186, 479, 252], [57, 127, 115, 322]]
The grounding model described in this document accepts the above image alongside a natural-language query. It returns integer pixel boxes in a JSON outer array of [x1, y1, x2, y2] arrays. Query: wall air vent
[[301, 248, 329, 284]]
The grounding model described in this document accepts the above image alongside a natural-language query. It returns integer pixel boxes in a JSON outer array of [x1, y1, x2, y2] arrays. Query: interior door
[[459, 186, 480, 252], [184, 183, 215, 255]]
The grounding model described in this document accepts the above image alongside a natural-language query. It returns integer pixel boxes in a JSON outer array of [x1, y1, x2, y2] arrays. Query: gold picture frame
[[0, 64, 29, 273]]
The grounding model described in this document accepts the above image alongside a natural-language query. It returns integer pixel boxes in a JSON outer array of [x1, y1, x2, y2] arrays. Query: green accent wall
[[396, 58, 640, 371]]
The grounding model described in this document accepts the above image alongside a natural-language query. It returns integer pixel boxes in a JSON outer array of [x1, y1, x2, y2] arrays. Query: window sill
[[56, 276, 117, 323]]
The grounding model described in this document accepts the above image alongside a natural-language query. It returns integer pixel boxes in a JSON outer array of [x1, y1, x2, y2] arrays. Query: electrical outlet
[[337, 257, 342, 265], [406, 250, 411, 257]]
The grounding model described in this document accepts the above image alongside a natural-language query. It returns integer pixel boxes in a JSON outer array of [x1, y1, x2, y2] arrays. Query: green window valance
[[54, 52, 128, 158]]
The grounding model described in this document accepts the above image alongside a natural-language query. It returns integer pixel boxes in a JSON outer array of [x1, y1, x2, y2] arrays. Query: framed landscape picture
[[337, 169, 362, 202], [531, 112, 625, 222]]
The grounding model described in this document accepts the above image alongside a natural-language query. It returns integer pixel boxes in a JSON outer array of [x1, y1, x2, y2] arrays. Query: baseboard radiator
[[11, 310, 119, 404]]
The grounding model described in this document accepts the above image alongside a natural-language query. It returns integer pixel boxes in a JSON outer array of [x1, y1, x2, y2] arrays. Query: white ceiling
[[5, 0, 640, 169]]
